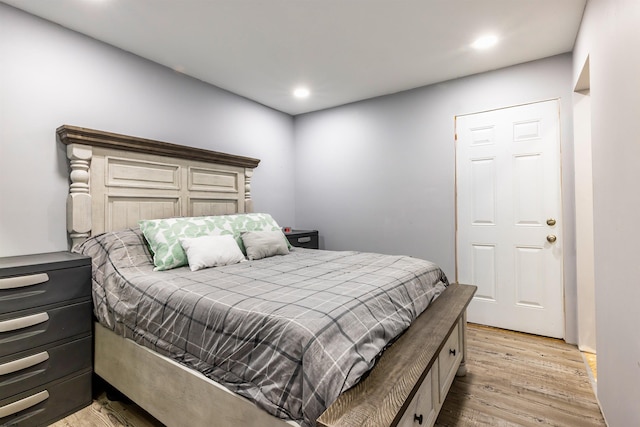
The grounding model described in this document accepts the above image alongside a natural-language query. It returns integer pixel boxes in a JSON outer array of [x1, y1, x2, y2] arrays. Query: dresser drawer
[[0, 336, 92, 400], [285, 230, 319, 249], [0, 265, 91, 315], [0, 370, 91, 426], [437, 321, 462, 402], [0, 301, 92, 358]]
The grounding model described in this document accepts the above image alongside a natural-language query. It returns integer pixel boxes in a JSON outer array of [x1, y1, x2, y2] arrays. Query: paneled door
[[455, 100, 564, 338]]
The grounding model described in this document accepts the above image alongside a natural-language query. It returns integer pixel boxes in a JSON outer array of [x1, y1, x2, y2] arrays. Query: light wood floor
[[435, 324, 604, 426], [583, 351, 598, 381], [51, 324, 604, 427]]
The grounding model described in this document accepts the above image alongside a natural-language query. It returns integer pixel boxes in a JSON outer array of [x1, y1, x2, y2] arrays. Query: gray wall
[[0, 4, 295, 258], [294, 54, 578, 343], [573, 0, 640, 424]]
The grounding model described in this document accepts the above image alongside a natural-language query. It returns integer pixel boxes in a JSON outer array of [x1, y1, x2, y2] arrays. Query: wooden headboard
[[57, 125, 260, 248]]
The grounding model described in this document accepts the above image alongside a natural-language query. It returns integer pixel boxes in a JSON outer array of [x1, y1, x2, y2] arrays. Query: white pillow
[[241, 230, 290, 260], [179, 234, 245, 271]]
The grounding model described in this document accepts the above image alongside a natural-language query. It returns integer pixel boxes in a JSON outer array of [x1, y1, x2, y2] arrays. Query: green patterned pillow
[[139, 213, 286, 271]]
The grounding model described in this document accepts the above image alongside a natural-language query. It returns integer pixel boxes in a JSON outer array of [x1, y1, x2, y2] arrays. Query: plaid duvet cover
[[75, 228, 448, 427]]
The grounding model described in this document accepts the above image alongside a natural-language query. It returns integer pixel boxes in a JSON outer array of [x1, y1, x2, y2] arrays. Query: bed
[[58, 125, 476, 427]]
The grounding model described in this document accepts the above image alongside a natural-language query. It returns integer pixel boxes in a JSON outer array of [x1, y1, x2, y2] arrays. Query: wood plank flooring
[[435, 324, 604, 426], [51, 324, 604, 427]]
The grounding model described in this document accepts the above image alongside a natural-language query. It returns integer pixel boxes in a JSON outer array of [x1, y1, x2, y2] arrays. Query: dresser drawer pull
[[0, 390, 49, 418], [0, 312, 49, 333], [0, 273, 49, 290], [297, 237, 312, 243], [0, 351, 49, 376]]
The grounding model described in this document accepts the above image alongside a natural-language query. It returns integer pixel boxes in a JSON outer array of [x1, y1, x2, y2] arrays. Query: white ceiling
[[3, 0, 586, 115]]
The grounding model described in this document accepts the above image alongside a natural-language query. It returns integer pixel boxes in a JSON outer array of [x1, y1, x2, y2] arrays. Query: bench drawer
[[438, 321, 462, 402], [397, 366, 438, 427]]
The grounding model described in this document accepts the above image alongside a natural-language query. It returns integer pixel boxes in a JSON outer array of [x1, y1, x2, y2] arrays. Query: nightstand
[[285, 229, 319, 249], [0, 252, 92, 426]]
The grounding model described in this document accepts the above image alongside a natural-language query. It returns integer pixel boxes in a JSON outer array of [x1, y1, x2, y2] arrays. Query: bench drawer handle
[[297, 237, 311, 243], [0, 351, 49, 376], [0, 273, 49, 290], [0, 312, 49, 333], [0, 390, 49, 418]]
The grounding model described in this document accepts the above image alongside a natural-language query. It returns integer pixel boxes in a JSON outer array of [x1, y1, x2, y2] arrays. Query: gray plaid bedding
[[75, 228, 448, 427]]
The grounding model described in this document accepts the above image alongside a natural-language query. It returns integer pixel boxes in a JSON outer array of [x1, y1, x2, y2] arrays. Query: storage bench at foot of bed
[[318, 283, 476, 427], [397, 318, 463, 427]]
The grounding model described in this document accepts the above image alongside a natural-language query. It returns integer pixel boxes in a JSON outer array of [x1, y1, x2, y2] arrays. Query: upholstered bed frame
[[58, 125, 476, 427]]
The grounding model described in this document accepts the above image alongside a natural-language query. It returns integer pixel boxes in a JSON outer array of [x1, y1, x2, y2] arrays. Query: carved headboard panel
[[57, 125, 260, 248]]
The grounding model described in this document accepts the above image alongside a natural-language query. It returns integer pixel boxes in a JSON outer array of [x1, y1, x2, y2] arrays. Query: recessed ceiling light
[[293, 87, 310, 99], [471, 35, 498, 50]]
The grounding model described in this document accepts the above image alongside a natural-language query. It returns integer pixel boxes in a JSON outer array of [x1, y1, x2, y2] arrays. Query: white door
[[455, 100, 564, 338]]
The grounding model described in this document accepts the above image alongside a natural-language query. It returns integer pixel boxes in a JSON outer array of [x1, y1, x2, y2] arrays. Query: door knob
[[547, 218, 556, 226], [547, 235, 557, 243]]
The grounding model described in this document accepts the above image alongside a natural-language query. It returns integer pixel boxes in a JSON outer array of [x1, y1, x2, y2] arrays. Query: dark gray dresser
[[0, 252, 92, 426]]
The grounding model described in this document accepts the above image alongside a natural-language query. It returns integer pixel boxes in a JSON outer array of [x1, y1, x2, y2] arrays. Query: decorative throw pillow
[[241, 230, 290, 260], [179, 234, 245, 271], [139, 213, 285, 271]]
